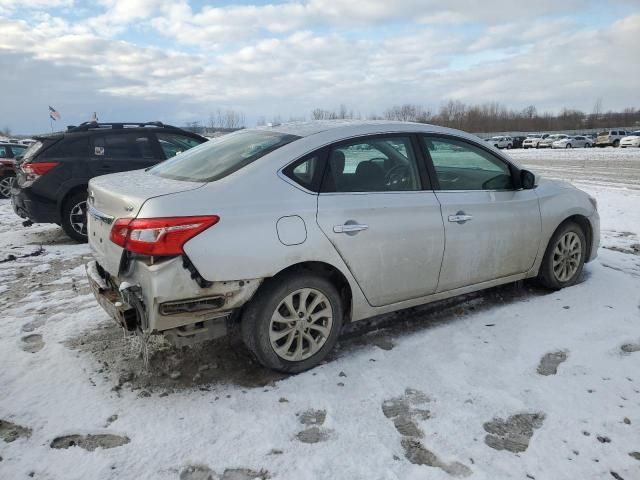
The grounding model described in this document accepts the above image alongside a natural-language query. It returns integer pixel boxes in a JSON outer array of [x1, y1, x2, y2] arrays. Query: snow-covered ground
[[1, 149, 640, 480]]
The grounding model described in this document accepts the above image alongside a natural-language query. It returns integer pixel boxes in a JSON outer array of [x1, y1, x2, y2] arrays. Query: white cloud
[[0, 3, 638, 132]]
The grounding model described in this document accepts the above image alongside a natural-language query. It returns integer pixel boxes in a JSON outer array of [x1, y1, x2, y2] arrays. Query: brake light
[[22, 162, 59, 177], [109, 216, 219, 256]]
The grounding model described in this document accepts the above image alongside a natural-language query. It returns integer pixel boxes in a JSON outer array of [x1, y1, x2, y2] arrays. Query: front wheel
[[241, 272, 343, 373], [61, 191, 88, 242], [613, 139, 620, 147], [585, 143, 591, 148], [565, 144, 572, 149], [0, 175, 15, 199], [537, 222, 586, 290], [506, 144, 512, 149]]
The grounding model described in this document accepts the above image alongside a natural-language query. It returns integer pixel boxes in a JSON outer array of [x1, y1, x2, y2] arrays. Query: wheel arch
[[57, 183, 88, 214], [551, 214, 593, 261]]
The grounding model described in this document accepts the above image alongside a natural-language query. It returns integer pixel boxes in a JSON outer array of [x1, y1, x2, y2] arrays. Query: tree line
[[184, 100, 639, 135]]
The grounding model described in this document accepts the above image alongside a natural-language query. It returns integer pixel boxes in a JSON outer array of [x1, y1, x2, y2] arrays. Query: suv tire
[[61, 191, 89, 242], [241, 272, 343, 373], [537, 221, 586, 290], [613, 139, 620, 147]]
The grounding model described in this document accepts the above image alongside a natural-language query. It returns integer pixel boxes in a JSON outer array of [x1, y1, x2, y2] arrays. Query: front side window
[[150, 130, 300, 182], [156, 133, 204, 159], [0, 146, 8, 158], [321, 136, 421, 193], [422, 136, 514, 191]]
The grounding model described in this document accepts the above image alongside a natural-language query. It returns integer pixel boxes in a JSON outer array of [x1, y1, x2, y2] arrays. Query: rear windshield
[[150, 130, 300, 182]]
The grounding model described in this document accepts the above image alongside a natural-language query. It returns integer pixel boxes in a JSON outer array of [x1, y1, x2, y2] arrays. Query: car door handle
[[333, 224, 369, 234], [448, 214, 473, 223]]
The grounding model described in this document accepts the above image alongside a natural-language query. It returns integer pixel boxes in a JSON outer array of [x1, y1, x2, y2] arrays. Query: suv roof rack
[[66, 121, 182, 133]]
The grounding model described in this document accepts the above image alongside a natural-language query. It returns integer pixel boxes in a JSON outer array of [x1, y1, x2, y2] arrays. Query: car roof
[[260, 119, 480, 143]]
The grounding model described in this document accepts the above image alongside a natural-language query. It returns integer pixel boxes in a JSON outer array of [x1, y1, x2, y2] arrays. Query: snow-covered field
[[1, 148, 640, 480]]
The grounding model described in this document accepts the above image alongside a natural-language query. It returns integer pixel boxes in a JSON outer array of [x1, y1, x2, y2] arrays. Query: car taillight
[[109, 216, 219, 256], [22, 162, 60, 177]]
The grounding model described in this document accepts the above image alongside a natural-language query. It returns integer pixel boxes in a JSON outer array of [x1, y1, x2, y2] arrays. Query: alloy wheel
[[0, 176, 14, 198], [269, 288, 333, 361], [69, 201, 88, 237], [552, 231, 582, 282]]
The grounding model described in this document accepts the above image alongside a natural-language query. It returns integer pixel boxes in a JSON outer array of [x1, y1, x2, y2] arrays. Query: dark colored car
[[0, 142, 28, 198], [11, 122, 207, 241], [512, 136, 526, 149]]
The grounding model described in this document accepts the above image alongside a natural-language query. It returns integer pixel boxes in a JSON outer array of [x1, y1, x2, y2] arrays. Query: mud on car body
[[86, 121, 600, 373]]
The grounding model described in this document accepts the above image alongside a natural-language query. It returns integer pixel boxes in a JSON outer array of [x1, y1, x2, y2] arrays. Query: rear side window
[[321, 136, 421, 192], [150, 130, 299, 182], [42, 137, 89, 158], [156, 133, 204, 159], [92, 134, 155, 159]]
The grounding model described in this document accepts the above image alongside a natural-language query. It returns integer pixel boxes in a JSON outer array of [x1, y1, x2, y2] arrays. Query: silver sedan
[[86, 121, 600, 372]]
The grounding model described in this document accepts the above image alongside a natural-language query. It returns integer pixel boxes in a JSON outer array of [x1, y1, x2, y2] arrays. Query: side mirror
[[521, 169, 537, 189]]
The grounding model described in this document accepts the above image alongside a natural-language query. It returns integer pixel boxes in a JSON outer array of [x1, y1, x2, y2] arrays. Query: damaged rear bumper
[[86, 257, 262, 345]]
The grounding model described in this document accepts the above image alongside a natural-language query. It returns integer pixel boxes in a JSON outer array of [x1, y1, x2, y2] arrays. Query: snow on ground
[[1, 148, 640, 480]]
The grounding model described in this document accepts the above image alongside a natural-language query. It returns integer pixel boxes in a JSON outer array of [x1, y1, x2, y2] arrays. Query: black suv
[[11, 122, 207, 241]]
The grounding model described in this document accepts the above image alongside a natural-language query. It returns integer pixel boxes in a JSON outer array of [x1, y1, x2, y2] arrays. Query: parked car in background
[[596, 129, 628, 147], [0, 142, 28, 198], [522, 134, 549, 149], [538, 134, 568, 148], [620, 131, 640, 148], [512, 136, 526, 149], [85, 121, 599, 373], [486, 136, 513, 149], [11, 122, 207, 241], [552, 135, 592, 149]]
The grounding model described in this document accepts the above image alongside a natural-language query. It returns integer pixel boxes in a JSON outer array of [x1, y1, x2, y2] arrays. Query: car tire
[[585, 143, 591, 148], [506, 144, 512, 149], [537, 221, 587, 290], [0, 174, 15, 199], [241, 271, 344, 373], [61, 191, 89, 243], [565, 144, 572, 149], [613, 139, 620, 147]]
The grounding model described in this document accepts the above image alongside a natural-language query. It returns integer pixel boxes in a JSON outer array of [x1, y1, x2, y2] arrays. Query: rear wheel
[[537, 222, 586, 290], [506, 144, 512, 149], [61, 191, 88, 242], [0, 175, 15, 199], [565, 144, 572, 149], [241, 272, 343, 373], [585, 143, 591, 148]]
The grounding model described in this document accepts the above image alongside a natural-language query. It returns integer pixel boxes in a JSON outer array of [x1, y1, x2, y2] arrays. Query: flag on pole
[[49, 106, 61, 121]]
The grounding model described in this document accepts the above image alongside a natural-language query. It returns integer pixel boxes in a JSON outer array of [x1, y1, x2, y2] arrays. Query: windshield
[[630, 131, 640, 137], [527, 134, 542, 138], [150, 130, 300, 182]]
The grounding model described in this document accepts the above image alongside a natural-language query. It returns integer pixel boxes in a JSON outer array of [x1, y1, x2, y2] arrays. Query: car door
[[316, 134, 445, 307], [89, 132, 159, 176], [420, 134, 541, 292]]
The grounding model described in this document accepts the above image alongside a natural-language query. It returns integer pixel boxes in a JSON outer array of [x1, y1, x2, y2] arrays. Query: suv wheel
[[241, 272, 343, 373], [613, 139, 620, 147], [537, 222, 586, 290], [506, 143, 512, 149], [0, 175, 15, 199], [61, 191, 88, 242], [565, 143, 572, 149]]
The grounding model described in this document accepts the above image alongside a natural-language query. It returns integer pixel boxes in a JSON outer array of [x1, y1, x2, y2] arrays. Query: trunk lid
[[88, 169, 205, 276]]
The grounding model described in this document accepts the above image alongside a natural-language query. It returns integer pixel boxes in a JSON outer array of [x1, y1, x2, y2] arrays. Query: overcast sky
[[1, 0, 639, 134]]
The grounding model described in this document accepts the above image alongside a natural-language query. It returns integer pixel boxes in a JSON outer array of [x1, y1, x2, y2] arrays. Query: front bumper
[[587, 210, 600, 263], [86, 257, 263, 335]]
